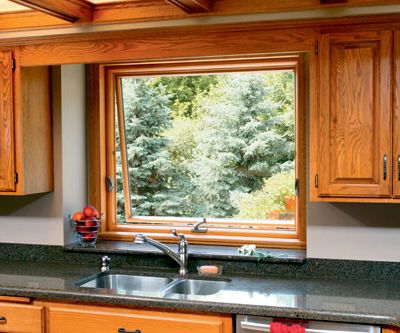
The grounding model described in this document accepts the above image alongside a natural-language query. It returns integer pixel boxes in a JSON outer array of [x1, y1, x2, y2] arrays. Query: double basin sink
[[77, 272, 229, 296]]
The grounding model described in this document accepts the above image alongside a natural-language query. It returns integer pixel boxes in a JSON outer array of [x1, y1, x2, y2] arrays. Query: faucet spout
[[134, 233, 188, 276]]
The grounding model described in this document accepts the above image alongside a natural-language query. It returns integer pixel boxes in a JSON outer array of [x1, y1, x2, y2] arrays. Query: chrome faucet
[[134, 229, 188, 276]]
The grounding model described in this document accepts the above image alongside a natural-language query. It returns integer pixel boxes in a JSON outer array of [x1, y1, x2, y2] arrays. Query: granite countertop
[[0, 259, 399, 327]]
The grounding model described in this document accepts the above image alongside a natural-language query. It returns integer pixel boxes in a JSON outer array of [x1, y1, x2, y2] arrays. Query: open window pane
[[115, 70, 296, 232]]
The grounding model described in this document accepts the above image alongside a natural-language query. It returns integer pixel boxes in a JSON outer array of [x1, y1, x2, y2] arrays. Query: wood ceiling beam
[[164, 0, 212, 13], [2, 0, 400, 32], [8, 0, 94, 23]]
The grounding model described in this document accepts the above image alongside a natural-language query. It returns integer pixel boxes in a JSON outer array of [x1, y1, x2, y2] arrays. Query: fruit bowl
[[71, 206, 101, 247], [72, 218, 100, 247]]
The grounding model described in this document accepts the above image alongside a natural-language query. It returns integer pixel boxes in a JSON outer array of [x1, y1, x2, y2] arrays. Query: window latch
[[191, 217, 208, 233], [106, 176, 114, 192]]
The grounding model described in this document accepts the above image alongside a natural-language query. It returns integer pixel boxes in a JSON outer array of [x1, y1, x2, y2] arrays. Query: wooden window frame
[[89, 54, 306, 249]]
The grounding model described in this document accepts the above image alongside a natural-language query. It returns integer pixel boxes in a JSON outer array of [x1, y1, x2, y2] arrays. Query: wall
[[0, 37, 399, 261], [307, 202, 400, 261], [58, 65, 87, 245], [0, 64, 86, 246]]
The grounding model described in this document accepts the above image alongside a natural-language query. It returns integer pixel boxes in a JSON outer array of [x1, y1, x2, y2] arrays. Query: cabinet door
[[46, 302, 232, 333], [318, 30, 392, 197], [394, 31, 400, 198], [0, 302, 43, 332], [0, 51, 15, 192]]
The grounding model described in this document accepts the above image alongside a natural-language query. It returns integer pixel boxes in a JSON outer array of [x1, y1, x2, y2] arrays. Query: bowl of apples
[[71, 205, 101, 247]]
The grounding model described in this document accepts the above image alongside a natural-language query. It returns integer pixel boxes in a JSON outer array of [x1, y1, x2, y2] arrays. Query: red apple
[[83, 232, 96, 242], [83, 205, 99, 218], [75, 226, 86, 234], [72, 211, 86, 222], [85, 216, 98, 227]]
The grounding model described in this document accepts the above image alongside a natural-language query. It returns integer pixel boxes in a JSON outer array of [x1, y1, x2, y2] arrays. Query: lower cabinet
[[0, 300, 43, 333], [38, 301, 232, 333], [382, 328, 400, 333]]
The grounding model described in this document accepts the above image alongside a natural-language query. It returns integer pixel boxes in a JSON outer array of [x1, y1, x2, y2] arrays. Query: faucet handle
[[101, 255, 110, 272], [171, 229, 186, 242]]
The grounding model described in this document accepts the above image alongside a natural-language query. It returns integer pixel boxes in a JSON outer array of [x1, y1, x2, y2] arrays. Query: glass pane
[[116, 71, 295, 230]]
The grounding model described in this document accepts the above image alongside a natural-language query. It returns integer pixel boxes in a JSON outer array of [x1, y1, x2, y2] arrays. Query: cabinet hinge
[[315, 41, 319, 55], [11, 58, 16, 71], [14, 172, 18, 184], [314, 174, 318, 188], [295, 178, 299, 196]]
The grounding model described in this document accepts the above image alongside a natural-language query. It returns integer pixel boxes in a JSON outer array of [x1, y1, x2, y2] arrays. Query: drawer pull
[[383, 154, 388, 180], [398, 155, 400, 181], [0, 317, 6, 324], [118, 329, 140, 333]]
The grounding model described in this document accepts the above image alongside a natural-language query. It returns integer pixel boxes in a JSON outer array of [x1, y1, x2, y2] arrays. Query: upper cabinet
[[311, 30, 400, 202], [0, 51, 15, 192], [0, 50, 53, 196], [394, 31, 400, 198]]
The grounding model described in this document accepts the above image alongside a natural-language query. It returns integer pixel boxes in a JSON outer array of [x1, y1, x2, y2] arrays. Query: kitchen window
[[92, 55, 306, 249]]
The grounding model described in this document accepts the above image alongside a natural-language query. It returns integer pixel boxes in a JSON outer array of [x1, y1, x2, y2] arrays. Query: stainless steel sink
[[78, 273, 174, 292], [77, 272, 229, 296], [163, 279, 227, 296]]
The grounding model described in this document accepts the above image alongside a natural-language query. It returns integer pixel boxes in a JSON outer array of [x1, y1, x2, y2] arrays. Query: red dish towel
[[271, 322, 306, 333]]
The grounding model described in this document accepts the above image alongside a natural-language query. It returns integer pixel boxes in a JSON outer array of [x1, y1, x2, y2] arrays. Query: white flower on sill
[[238, 244, 257, 256]]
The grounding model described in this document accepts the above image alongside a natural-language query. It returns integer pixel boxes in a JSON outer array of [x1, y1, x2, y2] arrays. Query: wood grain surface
[[43, 301, 232, 333], [0, 51, 15, 192], [317, 30, 392, 197], [0, 301, 43, 332], [9, 0, 93, 22]]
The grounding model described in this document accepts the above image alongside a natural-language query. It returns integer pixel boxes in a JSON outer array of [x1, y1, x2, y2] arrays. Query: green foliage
[[234, 170, 295, 220], [116, 71, 295, 221], [164, 118, 198, 163], [119, 78, 183, 217], [151, 75, 218, 119], [186, 73, 295, 217]]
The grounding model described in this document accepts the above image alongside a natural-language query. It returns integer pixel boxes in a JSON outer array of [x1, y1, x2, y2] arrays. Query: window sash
[[96, 55, 306, 249]]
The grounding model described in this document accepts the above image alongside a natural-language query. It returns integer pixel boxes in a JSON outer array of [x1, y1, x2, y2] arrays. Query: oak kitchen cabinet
[[0, 296, 43, 332], [0, 50, 53, 195], [311, 29, 400, 202], [38, 301, 232, 333]]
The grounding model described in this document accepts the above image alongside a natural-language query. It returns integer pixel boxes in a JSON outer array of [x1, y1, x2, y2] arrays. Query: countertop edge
[[0, 286, 398, 328]]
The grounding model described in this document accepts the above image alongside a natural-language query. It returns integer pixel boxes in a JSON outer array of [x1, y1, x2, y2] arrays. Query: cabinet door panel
[[0, 51, 15, 192], [394, 31, 400, 198], [0, 302, 43, 332], [47, 303, 232, 333], [318, 31, 392, 197]]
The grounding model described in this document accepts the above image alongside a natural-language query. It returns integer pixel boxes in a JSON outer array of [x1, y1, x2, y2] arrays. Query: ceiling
[[0, 0, 126, 13]]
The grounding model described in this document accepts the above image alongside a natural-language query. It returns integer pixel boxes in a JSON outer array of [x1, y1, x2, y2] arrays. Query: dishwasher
[[237, 316, 381, 333]]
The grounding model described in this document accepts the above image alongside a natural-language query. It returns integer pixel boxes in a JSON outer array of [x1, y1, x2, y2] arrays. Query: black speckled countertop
[[0, 257, 400, 327]]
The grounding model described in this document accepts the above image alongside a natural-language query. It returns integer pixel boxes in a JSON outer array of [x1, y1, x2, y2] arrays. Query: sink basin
[[163, 279, 227, 296], [77, 272, 229, 296], [78, 273, 174, 292]]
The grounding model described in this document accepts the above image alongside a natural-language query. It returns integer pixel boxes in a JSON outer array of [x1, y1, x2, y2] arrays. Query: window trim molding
[[88, 54, 307, 249]]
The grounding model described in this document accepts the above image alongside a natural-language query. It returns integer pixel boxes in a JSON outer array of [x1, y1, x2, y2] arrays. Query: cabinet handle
[[118, 329, 141, 333], [383, 154, 388, 180], [0, 317, 6, 324], [398, 155, 400, 181]]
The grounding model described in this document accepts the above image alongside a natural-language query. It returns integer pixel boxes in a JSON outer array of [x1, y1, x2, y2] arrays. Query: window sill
[[64, 241, 306, 263]]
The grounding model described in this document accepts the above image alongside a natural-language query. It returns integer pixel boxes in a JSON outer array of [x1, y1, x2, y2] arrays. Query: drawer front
[[0, 302, 43, 333], [47, 303, 231, 333]]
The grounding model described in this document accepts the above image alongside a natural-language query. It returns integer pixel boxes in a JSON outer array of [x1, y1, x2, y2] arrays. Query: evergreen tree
[[115, 72, 295, 221], [151, 75, 218, 119], [119, 78, 183, 217], [187, 73, 295, 217]]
